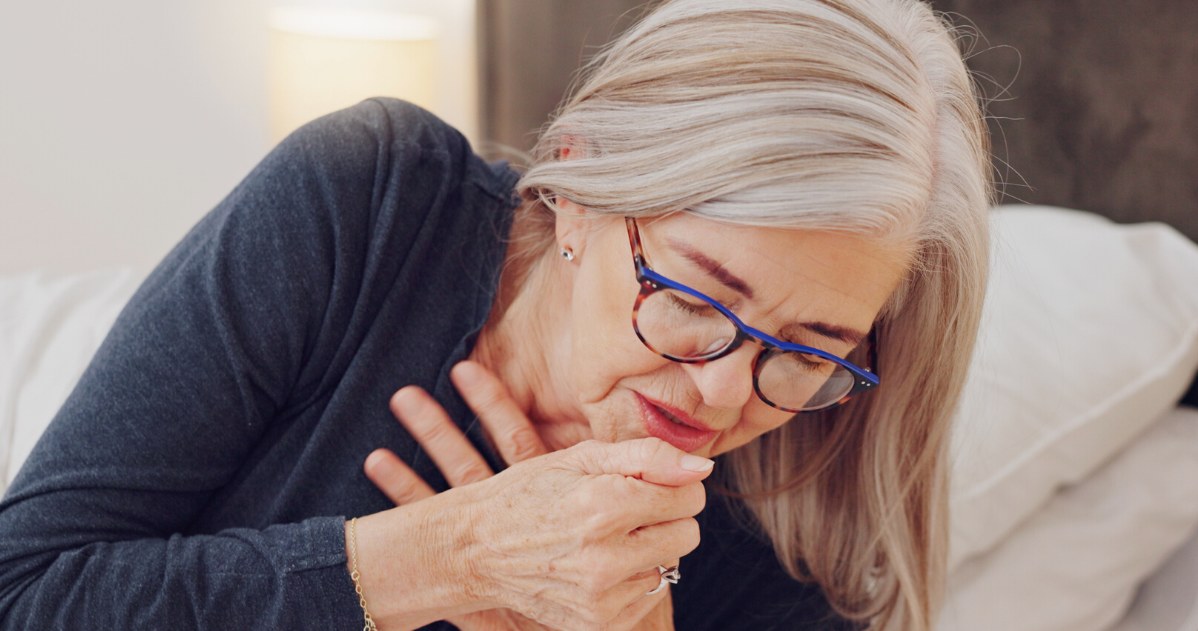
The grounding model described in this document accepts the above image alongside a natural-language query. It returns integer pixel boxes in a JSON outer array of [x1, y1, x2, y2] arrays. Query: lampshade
[[267, 7, 440, 144]]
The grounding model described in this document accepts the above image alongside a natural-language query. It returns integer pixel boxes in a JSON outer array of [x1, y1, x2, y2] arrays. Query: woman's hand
[[361, 361, 699, 630], [365, 361, 550, 507], [366, 361, 549, 630]]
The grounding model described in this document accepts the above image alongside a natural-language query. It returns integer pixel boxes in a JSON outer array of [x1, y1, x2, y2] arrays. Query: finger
[[608, 577, 673, 631], [567, 437, 715, 487], [451, 361, 548, 465], [580, 568, 670, 631], [625, 518, 701, 570], [363, 448, 435, 506], [390, 386, 494, 486], [448, 608, 539, 631], [582, 474, 707, 533], [444, 611, 509, 631]]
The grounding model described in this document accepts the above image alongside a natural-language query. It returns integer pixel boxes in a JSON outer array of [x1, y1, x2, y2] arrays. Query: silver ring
[[646, 564, 680, 595]]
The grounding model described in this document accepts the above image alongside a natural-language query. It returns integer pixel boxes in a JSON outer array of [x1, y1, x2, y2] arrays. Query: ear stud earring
[[561, 247, 576, 262]]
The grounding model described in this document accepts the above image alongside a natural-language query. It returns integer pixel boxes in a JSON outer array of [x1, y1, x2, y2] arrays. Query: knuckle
[[389, 479, 419, 502], [415, 415, 453, 443], [637, 436, 670, 461], [396, 490, 423, 505], [470, 381, 504, 410], [571, 483, 601, 509], [685, 482, 708, 514], [592, 602, 622, 627], [578, 604, 608, 627], [652, 436, 677, 458], [588, 558, 620, 589], [450, 462, 492, 485], [506, 428, 542, 462], [582, 510, 621, 538], [569, 486, 620, 538], [679, 518, 702, 554]]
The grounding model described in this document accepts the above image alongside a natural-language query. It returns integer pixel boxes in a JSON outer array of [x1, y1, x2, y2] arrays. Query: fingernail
[[452, 361, 480, 385], [680, 455, 714, 472], [391, 387, 419, 411]]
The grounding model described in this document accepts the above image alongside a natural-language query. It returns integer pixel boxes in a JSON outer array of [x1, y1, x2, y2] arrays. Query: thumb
[[567, 438, 715, 486]]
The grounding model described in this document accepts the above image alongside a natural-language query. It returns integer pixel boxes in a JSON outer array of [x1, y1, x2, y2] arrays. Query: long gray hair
[[512, 1, 991, 628]]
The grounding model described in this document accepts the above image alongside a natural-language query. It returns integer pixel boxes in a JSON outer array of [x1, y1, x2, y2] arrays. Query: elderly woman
[[0, 0, 989, 629]]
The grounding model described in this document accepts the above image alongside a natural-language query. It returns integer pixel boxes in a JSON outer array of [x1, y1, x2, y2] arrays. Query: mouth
[[633, 393, 718, 453]]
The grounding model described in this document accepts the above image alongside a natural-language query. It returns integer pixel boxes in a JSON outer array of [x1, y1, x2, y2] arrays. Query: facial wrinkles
[[677, 232, 896, 358], [560, 214, 905, 458], [655, 243, 841, 358], [632, 224, 899, 454]]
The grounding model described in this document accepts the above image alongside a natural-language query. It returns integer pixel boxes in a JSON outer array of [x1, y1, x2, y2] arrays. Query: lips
[[634, 393, 718, 453]]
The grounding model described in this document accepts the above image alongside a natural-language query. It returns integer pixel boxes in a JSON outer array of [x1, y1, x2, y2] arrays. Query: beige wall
[[0, 0, 476, 276], [0, 0, 272, 275]]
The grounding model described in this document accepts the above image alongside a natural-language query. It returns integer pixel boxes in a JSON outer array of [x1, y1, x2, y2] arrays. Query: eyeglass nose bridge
[[671, 310, 819, 412], [677, 329, 801, 413]]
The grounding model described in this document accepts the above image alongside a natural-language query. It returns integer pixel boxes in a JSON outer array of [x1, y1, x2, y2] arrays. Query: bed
[[5, 203, 1196, 630]]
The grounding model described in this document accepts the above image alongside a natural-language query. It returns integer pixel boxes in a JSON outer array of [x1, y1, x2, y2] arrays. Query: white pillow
[[949, 206, 1198, 569], [1108, 522, 1198, 631], [938, 406, 1198, 631], [0, 269, 140, 492]]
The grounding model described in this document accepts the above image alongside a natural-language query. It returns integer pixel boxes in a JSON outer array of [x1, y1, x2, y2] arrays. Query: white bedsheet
[[1111, 526, 1198, 631], [0, 269, 140, 487]]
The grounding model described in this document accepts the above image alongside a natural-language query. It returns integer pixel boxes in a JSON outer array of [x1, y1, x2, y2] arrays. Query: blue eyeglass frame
[[625, 217, 880, 412]]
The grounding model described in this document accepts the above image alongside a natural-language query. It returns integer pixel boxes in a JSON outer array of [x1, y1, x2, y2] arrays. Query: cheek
[[567, 256, 661, 402]]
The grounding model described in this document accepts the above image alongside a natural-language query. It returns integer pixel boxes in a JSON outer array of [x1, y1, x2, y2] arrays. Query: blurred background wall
[[1, 0, 269, 274], [7, 0, 1195, 277], [0, 0, 475, 275], [478, 0, 1198, 240]]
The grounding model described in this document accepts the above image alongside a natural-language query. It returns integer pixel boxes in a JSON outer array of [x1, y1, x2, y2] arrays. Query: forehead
[[638, 213, 909, 331]]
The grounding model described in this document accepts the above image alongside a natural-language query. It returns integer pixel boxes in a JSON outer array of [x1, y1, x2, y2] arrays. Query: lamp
[[267, 7, 440, 144]]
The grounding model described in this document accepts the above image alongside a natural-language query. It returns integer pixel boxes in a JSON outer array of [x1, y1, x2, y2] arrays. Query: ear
[[553, 133, 593, 259], [554, 196, 589, 261]]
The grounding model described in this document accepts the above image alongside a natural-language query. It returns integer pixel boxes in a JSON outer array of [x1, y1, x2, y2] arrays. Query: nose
[[682, 342, 759, 411]]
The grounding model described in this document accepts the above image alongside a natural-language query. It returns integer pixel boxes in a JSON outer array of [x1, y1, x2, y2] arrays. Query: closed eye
[[666, 291, 717, 316], [793, 351, 837, 374]]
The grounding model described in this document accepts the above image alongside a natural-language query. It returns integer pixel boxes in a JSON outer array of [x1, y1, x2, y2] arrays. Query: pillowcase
[[0, 269, 140, 492], [938, 406, 1198, 631], [1108, 519, 1198, 631], [949, 205, 1198, 569]]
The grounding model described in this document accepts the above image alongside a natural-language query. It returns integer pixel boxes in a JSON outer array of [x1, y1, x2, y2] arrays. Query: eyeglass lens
[[634, 286, 856, 411]]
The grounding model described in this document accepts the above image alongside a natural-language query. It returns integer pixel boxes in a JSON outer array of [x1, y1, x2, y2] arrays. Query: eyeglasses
[[625, 217, 879, 412]]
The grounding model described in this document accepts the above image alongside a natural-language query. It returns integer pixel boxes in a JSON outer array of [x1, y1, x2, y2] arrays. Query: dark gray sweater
[[0, 99, 854, 630]]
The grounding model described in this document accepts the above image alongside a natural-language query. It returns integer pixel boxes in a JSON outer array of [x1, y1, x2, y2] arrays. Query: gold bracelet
[[348, 517, 379, 631]]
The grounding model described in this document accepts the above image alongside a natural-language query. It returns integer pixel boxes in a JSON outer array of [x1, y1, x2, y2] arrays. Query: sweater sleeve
[[0, 100, 439, 629]]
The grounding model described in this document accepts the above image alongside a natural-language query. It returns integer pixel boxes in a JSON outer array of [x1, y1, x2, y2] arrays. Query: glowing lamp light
[[267, 7, 440, 143]]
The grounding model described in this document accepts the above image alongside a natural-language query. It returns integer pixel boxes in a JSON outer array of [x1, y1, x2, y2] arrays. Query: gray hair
[[514, 1, 992, 628]]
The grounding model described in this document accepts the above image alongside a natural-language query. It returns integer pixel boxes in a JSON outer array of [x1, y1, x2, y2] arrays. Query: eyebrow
[[666, 238, 755, 298], [780, 321, 867, 348], [665, 237, 868, 348]]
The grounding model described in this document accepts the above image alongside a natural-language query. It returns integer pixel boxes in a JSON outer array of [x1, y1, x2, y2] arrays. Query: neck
[[470, 245, 589, 452]]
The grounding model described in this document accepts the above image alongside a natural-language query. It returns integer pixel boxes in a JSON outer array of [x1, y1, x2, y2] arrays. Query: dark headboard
[[478, 0, 1198, 240], [933, 0, 1198, 240]]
